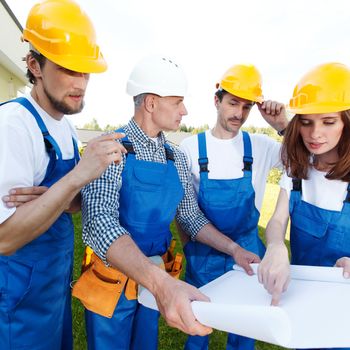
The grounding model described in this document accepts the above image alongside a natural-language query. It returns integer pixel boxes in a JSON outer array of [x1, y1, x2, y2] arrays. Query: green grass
[[72, 183, 289, 349]]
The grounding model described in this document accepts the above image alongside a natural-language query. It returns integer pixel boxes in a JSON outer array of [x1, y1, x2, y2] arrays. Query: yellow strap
[[84, 246, 94, 266], [172, 253, 183, 272], [169, 239, 176, 254]]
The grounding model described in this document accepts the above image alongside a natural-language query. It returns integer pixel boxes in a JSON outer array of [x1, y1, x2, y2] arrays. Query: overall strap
[[121, 140, 135, 155], [117, 128, 174, 162], [242, 131, 253, 176], [290, 178, 302, 212], [7, 97, 63, 159], [116, 128, 135, 155], [197, 132, 209, 181], [344, 183, 350, 203], [164, 143, 175, 162], [292, 178, 302, 192], [341, 183, 350, 214], [72, 138, 80, 163]]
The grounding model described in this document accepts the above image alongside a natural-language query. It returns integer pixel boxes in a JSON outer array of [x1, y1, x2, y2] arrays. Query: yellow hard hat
[[216, 64, 263, 103], [22, 0, 107, 73], [289, 62, 350, 114]]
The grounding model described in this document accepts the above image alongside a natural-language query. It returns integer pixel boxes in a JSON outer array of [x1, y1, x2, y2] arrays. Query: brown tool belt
[[72, 241, 183, 318]]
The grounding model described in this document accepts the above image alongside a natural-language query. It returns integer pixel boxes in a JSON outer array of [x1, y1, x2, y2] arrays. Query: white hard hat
[[126, 55, 188, 97]]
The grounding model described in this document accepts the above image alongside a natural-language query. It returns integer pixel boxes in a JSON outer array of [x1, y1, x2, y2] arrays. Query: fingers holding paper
[[154, 276, 213, 336], [335, 257, 350, 279], [258, 243, 290, 306]]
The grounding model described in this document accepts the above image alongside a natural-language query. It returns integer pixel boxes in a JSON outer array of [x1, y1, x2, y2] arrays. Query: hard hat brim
[[288, 103, 350, 115], [40, 49, 108, 73], [220, 86, 263, 103]]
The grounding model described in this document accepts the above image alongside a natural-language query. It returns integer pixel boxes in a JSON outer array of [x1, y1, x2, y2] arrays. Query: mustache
[[228, 117, 242, 122], [67, 89, 85, 97]]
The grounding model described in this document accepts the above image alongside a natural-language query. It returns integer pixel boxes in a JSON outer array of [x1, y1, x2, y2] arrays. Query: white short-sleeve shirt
[[280, 169, 348, 212], [179, 129, 282, 211], [0, 95, 78, 224]]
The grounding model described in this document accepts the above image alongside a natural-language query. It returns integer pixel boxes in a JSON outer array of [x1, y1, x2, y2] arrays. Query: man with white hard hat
[[74, 55, 259, 349]]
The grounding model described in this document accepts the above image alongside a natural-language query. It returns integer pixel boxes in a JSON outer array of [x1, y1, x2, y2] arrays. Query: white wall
[[0, 64, 26, 102], [0, 1, 29, 102]]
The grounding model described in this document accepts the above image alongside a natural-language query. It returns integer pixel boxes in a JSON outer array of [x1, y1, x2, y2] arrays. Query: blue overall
[[0, 97, 79, 349], [184, 131, 265, 350], [85, 135, 184, 350], [290, 178, 350, 350]]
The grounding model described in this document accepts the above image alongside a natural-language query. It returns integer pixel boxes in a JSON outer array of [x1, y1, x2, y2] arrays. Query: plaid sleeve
[[174, 148, 210, 239], [81, 157, 130, 263]]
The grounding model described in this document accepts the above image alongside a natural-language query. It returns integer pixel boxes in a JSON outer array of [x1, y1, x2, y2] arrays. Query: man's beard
[[43, 85, 84, 115]]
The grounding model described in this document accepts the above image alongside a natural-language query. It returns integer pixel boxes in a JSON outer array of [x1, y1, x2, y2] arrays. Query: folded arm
[[0, 133, 126, 255]]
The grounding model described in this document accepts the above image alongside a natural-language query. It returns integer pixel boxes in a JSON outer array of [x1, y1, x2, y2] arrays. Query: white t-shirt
[[280, 169, 348, 212], [179, 129, 281, 211], [0, 95, 78, 224]]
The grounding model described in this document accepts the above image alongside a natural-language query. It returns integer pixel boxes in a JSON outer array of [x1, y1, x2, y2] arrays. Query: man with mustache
[[177, 64, 288, 350], [0, 1, 125, 349]]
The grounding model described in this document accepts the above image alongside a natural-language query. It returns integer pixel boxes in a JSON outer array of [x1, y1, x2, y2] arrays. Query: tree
[[82, 118, 102, 131], [242, 126, 282, 141], [104, 124, 123, 132], [179, 124, 194, 133], [191, 124, 210, 134]]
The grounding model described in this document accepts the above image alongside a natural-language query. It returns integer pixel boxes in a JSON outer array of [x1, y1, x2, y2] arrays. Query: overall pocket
[[290, 214, 328, 265], [1, 258, 34, 312]]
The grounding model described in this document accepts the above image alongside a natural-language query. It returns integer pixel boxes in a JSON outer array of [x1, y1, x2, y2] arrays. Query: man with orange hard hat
[[0, 1, 125, 349], [178, 64, 288, 350]]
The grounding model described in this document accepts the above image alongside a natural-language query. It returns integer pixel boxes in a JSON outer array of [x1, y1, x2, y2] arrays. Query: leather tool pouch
[[72, 252, 130, 318]]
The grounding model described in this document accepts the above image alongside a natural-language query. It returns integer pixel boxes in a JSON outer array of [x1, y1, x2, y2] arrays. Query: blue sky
[[6, 0, 350, 128]]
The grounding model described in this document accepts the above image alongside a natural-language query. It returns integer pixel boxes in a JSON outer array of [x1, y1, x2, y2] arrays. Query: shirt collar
[[127, 118, 166, 147]]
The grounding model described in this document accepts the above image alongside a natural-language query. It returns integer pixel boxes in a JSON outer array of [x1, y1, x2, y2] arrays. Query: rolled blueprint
[[138, 264, 350, 348]]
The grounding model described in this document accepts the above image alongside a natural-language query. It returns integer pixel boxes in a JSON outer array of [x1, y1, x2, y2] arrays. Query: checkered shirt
[[81, 118, 209, 262]]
